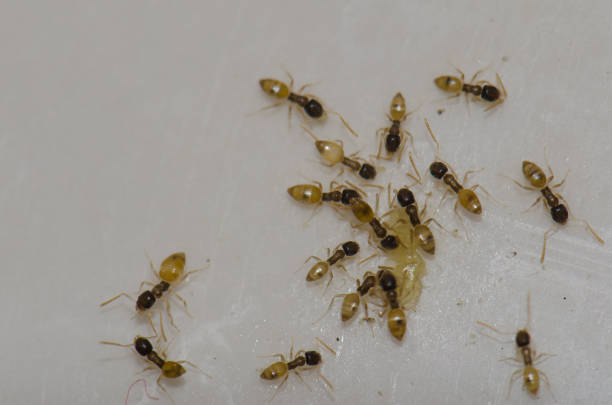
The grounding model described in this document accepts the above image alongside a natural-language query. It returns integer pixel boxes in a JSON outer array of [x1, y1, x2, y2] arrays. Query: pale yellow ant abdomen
[[522, 161, 547, 188], [458, 189, 482, 214], [159, 252, 186, 282], [315, 140, 344, 164], [387, 308, 406, 340], [162, 361, 186, 378], [523, 365, 540, 395], [287, 184, 322, 204], [389, 92, 406, 121], [341, 293, 360, 321], [434, 76, 463, 93], [351, 200, 375, 222], [414, 224, 435, 254], [259, 79, 289, 99], [306, 262, 329, 281], [260, 361, 288, 380]]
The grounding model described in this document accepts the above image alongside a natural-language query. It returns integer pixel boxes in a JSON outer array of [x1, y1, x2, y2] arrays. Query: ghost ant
[[509, 160, 604, 263], [434, 67, 507, 111], [424, 119, 495, 233], [302, 125, 377, 180], [374, 92, 414, 162], [477, 293, 556, 400], [100, 333, 209, 405], [258, 71, 358, 137], [259, 337, 335, 402], [303, 241, 360, 289], [314, 271, 378, 327], [100, 252, 206, 340]]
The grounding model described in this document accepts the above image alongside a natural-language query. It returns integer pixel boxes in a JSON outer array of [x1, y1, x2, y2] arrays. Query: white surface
[[1, 1, 611, 404]]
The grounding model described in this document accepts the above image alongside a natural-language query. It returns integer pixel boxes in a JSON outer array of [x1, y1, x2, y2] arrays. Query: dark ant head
[[380, 235, 399, 250], [304, 99, 324, 118], [515, 330, 530, 348], [551, 205, 568, 224], [136, 291, 156, 311], [341, 189, 360, 205], [481, 85, 500, 102], [304, 350, 322, 366], [377, 270, 397, 291], [359, 163, 377, 180], [429, 161, 448, 179], [342, 241, 360, 256], [385, 134, 401, 152], [134, 337, 153, 356], [396, 188, 415, 207]]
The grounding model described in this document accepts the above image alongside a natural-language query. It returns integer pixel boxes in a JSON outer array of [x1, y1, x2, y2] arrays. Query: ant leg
[[506, 369, 522, 399], [99, 340, 133, 347], [453, 200, 470, 241], [462, 168, 484, 185], [293, 370, 313, 391], [165, 299, 179, 331], [476, 320, 515, 338], [247, 101, 285, 116], [136, 365, 157, 374], [496, 73, 508, 97], [303, 202, 323, 227], [499, 356, 523, 364], [172, 292, 192, 318], [322, 270, 334, 296], [550, 170, 568, 189], [424, 118, 440, 156], [177, 360, 213, 379], [313, 293, 347, 324], [266, 374, 289, 403], [387, 183, 395, 210], [138, 281, 155, 292], [470, 183, 504, 205], [533, 352, 557, 365], [154, 311, 167, 343], [504, 175, 539, 191], [327, 109, 359, 137], [282, 69, 295, 90], [374, 128, 388, 160], [522, 196, 543, 214], [315, 337, 336, 355], [100, 292, 135, 307], [560, 199, 605, 244], [156, 375, 176, 405], [358, 252, 378, 265], [304, 255, 323, 265], [423, 217, 454, 236], [538, 369, 557, 402], [406, 152, 422, 185], [317, 371, 334, 391], [257, 353, 287, 361], [540, 226, 558, 263], [125, 379, 159, 404], [361, 300, 376, 337]]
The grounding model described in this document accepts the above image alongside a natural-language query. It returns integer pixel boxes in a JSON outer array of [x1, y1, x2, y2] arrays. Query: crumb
[[437, 108, 445, 115], [502, 56, 509, 62]]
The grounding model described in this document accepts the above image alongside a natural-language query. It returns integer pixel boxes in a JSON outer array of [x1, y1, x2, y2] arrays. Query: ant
[[386, 185, 446, 255], [259, 337, 335, 402], [375, 267, 408, 340], [304, 241, 360, 289], [258, 72, 358, 137], [434, 67, 507, 111], [349, 197, 403, 251], [100, 252, 205, 340], [510, 160, 604, 263], [424, 119, 491, 223], [374, 92, 414, 162], [100, 334, 208, 404], [477, 293, 556, 400], [303, 125, 377, 180], [315, 271, 377, 325]]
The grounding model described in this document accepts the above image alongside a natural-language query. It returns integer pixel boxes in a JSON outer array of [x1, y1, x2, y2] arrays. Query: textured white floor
[[1, 1, 611, 404]]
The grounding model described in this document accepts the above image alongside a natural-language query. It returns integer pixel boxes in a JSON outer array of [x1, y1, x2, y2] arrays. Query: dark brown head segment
[[551, 205, 569, 224], [341, 241, 360, 256], [136, 291, 156, 311], [377, 270, 397, 291], [430, 161, 448, 179], [380, 235, 399, 250], [396, 188, 415, 207], [359, 163, 377, 180], [341, 189, 360, 205], [304, 350, 322, 366], [386, 134, 401, 152], [516, 330, 530, 347], [304, 99, 324, 118], [134, 337, 153, 356], [481, 85, 500, 102]]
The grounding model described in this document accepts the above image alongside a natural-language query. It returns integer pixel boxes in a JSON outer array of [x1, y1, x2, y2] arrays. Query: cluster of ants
[[258, 68, 604, 401], [97, 67, 605, 404]]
